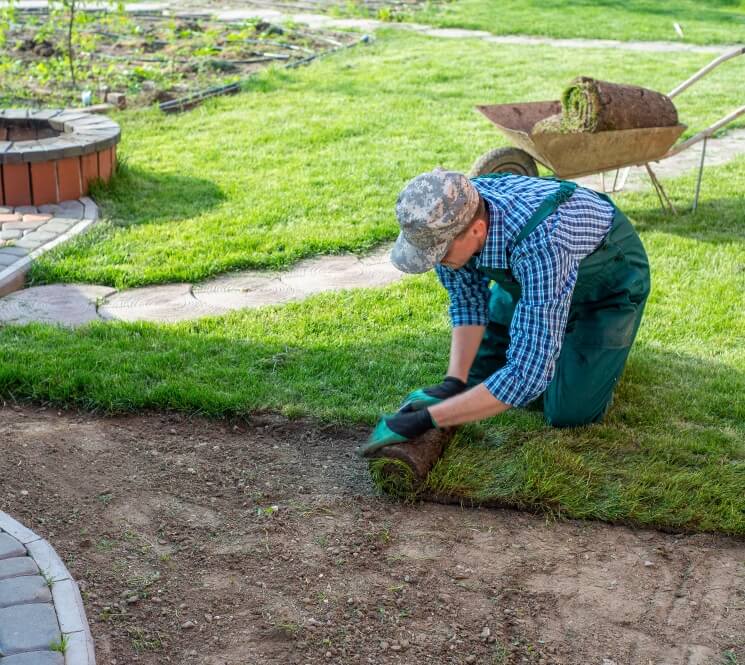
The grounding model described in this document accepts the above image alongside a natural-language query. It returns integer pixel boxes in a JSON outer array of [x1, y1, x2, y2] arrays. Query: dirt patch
[[1, 404, 744, 664]]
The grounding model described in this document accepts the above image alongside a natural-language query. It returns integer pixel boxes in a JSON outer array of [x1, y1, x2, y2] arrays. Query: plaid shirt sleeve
[[482, 218, 579, 406], [434, 261, 491, 327]]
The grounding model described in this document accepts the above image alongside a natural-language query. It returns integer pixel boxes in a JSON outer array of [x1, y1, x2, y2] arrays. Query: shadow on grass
[[90, 161, 227, 228], [0, 316, 742, 532]]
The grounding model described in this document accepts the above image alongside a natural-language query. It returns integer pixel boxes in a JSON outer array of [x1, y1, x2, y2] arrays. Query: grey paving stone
[[30, 109, 64, 121], [0, 230, 23, 241], [0, 556, 39, 580], [0, 603, 60, 655], [0, 253, 19, 268], [0, 513, 40, 545], [0, 246, 29, 258], [50, 579, 86, 634], [38, 220, 77, 235], [12, 237, 44, 251], [13, 207, 37, 216], [0, 534, 26, 561], [20, 230, 57, 244], [0, 284, 115, 327], [24, 540, 70, 584], [1, 221, 47, 233], [37, 205, 65, 216], [63, 630, 95, 665], [55, 201, 84, 219], [0, 651, 64, 665], [0, 575, 52, 608]]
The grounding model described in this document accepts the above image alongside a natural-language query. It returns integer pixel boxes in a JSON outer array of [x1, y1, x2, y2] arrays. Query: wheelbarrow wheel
[[470, 147, 538, 177]]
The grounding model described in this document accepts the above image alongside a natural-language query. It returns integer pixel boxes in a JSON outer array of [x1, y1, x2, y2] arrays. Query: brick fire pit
[[0, 109, 120, 207]]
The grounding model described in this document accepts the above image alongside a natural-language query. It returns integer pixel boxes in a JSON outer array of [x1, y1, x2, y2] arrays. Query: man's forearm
[[446, 325, 486, 382], [429, 384, 510, 427]]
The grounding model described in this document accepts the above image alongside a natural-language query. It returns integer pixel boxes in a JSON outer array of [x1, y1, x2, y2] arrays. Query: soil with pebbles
[[1, 404, 744, 664]]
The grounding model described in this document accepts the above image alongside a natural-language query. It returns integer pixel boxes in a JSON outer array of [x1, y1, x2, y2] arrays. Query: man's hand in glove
[[400, 376, 467, 412], [357, 409, 437, 457]]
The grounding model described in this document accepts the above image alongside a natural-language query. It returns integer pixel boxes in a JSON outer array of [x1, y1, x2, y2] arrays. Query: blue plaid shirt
[[435, 175, 615, 407]]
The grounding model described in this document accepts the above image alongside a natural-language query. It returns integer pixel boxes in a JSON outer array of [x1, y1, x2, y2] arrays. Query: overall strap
[[513, 180, 578, 246]]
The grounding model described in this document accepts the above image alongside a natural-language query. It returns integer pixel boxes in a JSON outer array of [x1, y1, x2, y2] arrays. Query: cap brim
[[390, 231, 450, 274]]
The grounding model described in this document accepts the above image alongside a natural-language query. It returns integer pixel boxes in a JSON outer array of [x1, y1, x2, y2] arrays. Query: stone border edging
[[0, 110, 120, 165], [0, 510, 95, 665], [0, 198, 99, 298]]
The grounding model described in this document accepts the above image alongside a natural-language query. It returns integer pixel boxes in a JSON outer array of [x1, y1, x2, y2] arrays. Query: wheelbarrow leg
[[645, 163, 677, 215], [693, 136, 708, 213]]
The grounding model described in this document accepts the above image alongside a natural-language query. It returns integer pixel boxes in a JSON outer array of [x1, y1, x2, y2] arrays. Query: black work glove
[[399, 376, 467, 412], [358, 408, 436, 457]]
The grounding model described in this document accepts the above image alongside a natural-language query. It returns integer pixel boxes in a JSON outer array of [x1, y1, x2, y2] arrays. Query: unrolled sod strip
[[533, 77, 679, 134]]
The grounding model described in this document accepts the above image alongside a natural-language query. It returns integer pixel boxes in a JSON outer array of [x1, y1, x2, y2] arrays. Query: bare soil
[[1, 405, 744, 665]]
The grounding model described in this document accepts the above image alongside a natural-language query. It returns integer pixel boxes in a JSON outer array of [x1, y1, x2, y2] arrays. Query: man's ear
[[473, 217, 488, 239]]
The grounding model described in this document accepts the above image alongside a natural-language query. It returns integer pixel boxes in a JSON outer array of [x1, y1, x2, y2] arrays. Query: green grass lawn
[[30, 31, 745, 288], [6, 31, 745, 535], [410, 0, 745, 45]]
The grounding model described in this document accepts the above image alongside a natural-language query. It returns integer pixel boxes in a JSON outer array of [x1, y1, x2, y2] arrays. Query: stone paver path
[[1, 124, 745, 327], [0, 246, 403, 325], [0, 512, 95, 665], [0, 200, 98, 298], [5, 1, 741, 54]]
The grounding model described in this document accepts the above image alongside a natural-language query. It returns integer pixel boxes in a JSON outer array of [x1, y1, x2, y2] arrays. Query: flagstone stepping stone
[[279, 255, 368, 294], [193, 278, 305, 310], [98, 283, 228, 322], [0, 284, 115, 326]]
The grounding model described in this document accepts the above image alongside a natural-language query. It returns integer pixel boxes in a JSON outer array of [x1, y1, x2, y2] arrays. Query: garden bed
[[0, 5, 360, 109]]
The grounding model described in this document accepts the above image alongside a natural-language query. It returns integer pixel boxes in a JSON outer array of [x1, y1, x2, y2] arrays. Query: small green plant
[[257, 504, 279, 518], [275, 620, 300, 638], [50, 634, 69, 654], [723, 651, 739, 665], [40, 570, 54, 590]]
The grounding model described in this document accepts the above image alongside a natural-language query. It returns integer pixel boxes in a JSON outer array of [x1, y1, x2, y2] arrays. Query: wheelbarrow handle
[[668, 45, 745, 99], [664, 103, 745, 157]]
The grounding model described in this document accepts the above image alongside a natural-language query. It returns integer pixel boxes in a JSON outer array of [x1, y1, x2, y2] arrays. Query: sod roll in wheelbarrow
[[533, 77, 678, 134], [365, 429, 454, 500]]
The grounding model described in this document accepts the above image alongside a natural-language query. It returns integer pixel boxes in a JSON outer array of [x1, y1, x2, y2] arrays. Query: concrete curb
[[0, 511, 95, 665]]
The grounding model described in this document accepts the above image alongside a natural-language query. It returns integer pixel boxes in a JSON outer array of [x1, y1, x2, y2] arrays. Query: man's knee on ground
[[543, 402, 609, 428]]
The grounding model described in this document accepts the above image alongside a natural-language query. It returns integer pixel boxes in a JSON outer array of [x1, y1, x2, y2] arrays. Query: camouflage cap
[[391, 168, 480, 274]]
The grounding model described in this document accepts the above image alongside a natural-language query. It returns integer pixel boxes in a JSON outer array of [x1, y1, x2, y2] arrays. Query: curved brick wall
[[0, 109, 120, 207]]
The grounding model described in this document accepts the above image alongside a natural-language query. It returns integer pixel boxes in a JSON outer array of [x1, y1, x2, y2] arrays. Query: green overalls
[[467, 176, 651, 427]]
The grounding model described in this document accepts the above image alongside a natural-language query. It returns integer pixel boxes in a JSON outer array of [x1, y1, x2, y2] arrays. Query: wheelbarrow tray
[[477, 101, 686, 179]]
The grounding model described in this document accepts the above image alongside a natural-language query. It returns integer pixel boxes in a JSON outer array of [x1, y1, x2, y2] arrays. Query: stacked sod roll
[[532, 77, 678, 134]]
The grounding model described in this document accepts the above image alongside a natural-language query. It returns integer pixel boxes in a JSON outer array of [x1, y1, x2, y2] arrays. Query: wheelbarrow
[[471, 45, 745, 213]]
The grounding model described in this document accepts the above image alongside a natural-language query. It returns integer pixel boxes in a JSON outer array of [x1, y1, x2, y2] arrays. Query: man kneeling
[[363, 168, 650, 453]]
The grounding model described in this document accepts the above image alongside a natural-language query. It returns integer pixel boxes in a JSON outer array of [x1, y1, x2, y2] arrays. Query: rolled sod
[[367, 429, 453, 499], [533, 77, 678, 134]]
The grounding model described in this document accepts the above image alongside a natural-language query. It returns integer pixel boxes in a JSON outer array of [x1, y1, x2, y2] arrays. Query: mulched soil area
[[1, 404, 744, 664]]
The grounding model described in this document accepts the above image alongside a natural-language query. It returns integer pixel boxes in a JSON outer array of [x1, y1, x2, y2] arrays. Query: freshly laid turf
[[2, 149, 745, 534], [5, 31, 744, 535], [412, 0, 745, 45], [30, 31, 745, 288]]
